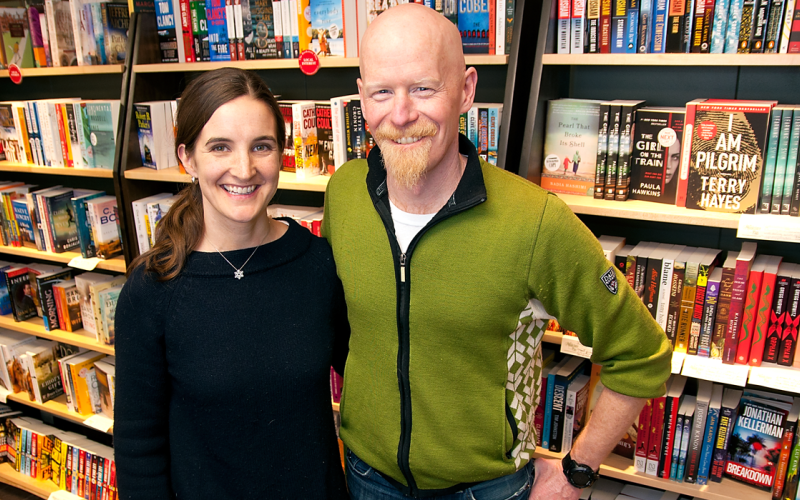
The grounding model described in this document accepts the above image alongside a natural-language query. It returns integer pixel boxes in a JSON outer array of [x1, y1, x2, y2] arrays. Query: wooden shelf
[[0, 161, 114, 178], [533, 448, 769, 500], [0, 314, 114, 356], [125, 166, 331, 192], [0, 462, 56, 499], [5, 393, 111, 434], [542, 53, 800, 66], [554, 193, 741, 229], [133, 54, 508, 73], [0, 65, 125, 78], [0, 245, 126, 273]]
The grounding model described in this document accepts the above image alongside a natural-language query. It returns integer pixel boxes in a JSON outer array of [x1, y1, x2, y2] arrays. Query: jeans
[[346, 450, 535, 500]]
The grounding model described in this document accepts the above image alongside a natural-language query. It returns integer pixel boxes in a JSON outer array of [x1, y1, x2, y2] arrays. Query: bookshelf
[[5, 393, 112, 433], [533, 448, 769, 500], [0, 245, 126, 273], [522, 0, 800, 496], [0, 65, 125, 78], [0, 314, 114, 355], [0, 162, 114, 178], [0, 462, 56, 499], [124, 166, 332, 192]]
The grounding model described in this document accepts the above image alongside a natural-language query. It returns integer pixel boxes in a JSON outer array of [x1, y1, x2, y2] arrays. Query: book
[[771, 106, 795, 214], [156, 0, 180, 62], [86, 195, 122, 259], [723, 241, 758, 364], [93, 357, 114, 418], [684, 379, 713, 483], [645, 392, 667, 476], [190, 0, 210, 60], [35, 268, 72, 331], [4, 267, 36, 322], [95, 282, 123, 345], [675, 247, 707, 353], [642, 243, 673, 318], [206, 0, 232, 60], [100, 3, 129, 64], [749, 255, 782, 366], [594, 102, 612, 198], [789, 268, 800, 369], [629, 107, 685, 204], [725, 395, 792, 489], [710, 252, 737, 359], [684, 101, 774, 213], [52, 279, 82, 332], [780, 107, 800, 215], [44, 0, 77, 67], [84, 100, 120, 170], [635, 398, 653, 473], [74, 272, 112, 337], [62, 351, 105, 415], [71, 190, 105, 259], [562, 373, 590, 453], [22, 339, 64, 403], [773, 398, 800, 499], [292, 101, 321, 179], [542, 99, 602, 196], [759, 105, 787, 213], [550, 356, 588, 452], [614, 100, 646, 200], [665, 246, 694, 348], [0, 329, 36, 393], [736, 254, 769, 364], [135, 101, 177, 170], [658, 374, 687, 478], [697, 383, 724, 484], [765, 263, 795, 364], [697, 265, 722, 357], [672, 394, 696, 480], [542, 357, 570, 450], [688, 248, 720, 355]]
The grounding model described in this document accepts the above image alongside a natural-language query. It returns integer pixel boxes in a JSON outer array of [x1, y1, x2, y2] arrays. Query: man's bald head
[[360, 4, 466, 83]]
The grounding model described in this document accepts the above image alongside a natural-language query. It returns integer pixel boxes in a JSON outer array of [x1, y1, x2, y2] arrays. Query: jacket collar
[[366, 133, 488, 215]]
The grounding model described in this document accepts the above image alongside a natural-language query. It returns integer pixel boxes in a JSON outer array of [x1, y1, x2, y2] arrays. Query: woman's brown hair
[[128, 68, 286, 281]]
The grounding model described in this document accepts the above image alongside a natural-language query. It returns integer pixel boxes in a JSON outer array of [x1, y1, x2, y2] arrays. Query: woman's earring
[[191, 176, 196, 183]]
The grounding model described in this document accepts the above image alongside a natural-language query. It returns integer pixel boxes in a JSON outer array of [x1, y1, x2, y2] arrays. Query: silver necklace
[[208, 227, 270, 280]]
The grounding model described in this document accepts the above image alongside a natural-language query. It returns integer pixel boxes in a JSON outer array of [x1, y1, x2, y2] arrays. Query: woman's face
[[179, 95, 282, 230]]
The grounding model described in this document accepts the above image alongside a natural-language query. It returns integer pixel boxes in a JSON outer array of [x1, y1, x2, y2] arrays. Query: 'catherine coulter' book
[[725, 394, 791, 489], [541, 99, 602, 196], [683, 100, 774, 214]]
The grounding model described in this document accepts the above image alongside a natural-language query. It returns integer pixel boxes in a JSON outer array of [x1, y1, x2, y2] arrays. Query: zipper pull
[[400, 253, 406, 283]]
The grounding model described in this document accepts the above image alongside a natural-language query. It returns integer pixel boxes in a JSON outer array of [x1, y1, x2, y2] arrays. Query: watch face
[[570, 470, 592, 487]]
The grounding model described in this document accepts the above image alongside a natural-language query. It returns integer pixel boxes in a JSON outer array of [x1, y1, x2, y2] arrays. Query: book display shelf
[[0, 20, 130, 500], [519, 0, 800, 498]]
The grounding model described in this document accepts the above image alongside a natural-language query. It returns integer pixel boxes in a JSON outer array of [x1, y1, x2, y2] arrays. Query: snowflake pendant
[[234, 269, 244, 280]]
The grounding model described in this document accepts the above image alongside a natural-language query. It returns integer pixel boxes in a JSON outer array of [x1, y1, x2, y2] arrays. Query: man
[[321, 5, 672, 499]]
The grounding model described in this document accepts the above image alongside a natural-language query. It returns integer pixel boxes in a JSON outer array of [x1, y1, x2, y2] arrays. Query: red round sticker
[[8, 64, 22, 85], [696, 120, 717, 141], [298, 50, 320, 76]]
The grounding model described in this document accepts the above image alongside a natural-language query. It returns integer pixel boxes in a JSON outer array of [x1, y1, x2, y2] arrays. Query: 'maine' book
[[684, 101, 774, 213]]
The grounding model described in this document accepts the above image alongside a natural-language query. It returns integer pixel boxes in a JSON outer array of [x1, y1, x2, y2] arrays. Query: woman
[[114, 68, 349, 500]]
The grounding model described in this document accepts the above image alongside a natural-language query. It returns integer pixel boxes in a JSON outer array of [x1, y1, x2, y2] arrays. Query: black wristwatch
[[561, 451, 599, 488]]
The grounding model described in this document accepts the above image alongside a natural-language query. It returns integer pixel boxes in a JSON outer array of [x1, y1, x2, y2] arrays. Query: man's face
[[358, 20, 469, 189]]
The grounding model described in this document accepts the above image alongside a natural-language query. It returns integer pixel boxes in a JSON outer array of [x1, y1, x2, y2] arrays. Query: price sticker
[[8, 64, 22, 84], [83, 414, 114, 433], [560, 335, 592, 359], [681, 355, 749, 386], [298, 50, 320, 76], [49, 491, 85, 500], [749, 363, 800, 393], [69, 256, 101, 270], [671, 351, 686, 374], [738, 214, 800, 243]]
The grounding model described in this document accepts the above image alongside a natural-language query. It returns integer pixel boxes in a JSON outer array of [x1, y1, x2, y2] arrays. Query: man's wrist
[[561, 451, 600, 488]]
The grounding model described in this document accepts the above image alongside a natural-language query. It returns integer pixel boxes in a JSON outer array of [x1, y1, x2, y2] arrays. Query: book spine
[[685, 400, 709, 483], [635, 399, 652, 472], [558, 0, 572, 53], [615, 104, 637, 200], [611, 0, 627, 52], [676, 100, 701, 207], [772, 110, 794, 213], [665, 0, 687, 51], [659, 397, 679, 477], [774, 422, 797, 500], [697, 405, 719, 484], [587, 0, 601, 51], [605, 105, 622, 199], [550, 377, 569, 452], [689, 262, 711, 355], [542, 372, 556, 450], [711, 266, 735, 359], [737, 0, 757, 52], [783, 432, 800, 500], [748, 0, 771, 51], [676, 412, 694, 481], [761, 108, 785, 212], [786, 275, 800, 368], [651, 0, 669, 51], [736, 269, 764, 364], [723, 261, 751, 364], [764, 0, 785, 51], [657, 258, 676, 329], [638, 0, 653, 52], [698, 272, 721, 356], [781, 110, 800, 214], [751, 269, 778, 366], [768, 273, 791, 363], [646, 396, 666, 475], [626, 0, 640, 52], [600, 0, 613, 51], [595, 104, 610, 199], [571, 0, 586, 53], [710, 405, 736, 482], [670, 412, 685, 479], [666, 261, 686, 348]]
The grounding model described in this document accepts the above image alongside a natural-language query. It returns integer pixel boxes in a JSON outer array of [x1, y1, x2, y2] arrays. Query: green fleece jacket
[[322, 135, 672, 496]]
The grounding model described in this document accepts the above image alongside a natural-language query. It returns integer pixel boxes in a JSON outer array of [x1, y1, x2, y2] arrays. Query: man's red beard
[[373, 120, 437, 189]]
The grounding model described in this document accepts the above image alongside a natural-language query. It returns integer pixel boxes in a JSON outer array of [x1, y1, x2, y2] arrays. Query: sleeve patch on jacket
[[601, 267, 618, 295]]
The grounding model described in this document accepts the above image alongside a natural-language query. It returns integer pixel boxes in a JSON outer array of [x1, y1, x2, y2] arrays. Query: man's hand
[[528, 457, 581, 500]]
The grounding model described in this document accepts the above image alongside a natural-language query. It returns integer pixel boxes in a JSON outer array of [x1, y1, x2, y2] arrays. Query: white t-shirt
[[389, 200, 436, 253]]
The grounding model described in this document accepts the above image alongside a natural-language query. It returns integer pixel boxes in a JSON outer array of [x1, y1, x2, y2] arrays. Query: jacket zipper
[[379, 196, 486, 498]]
